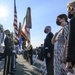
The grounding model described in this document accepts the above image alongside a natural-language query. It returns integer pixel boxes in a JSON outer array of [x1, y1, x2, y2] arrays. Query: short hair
[[45, 26, 51, 30]]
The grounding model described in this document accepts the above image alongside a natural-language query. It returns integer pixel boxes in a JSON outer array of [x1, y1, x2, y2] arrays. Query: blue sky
[[0, 0, 71, 48]]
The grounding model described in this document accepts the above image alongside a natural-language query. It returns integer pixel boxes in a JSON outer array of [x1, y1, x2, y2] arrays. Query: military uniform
[[3, 30, 14, 75]]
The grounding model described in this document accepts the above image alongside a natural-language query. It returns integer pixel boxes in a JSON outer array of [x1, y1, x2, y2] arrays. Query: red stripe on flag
[[13, 0, 19, 41], [25, 26, 30, 34]]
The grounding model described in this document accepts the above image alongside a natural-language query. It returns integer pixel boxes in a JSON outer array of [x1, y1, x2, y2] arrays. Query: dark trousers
[[3, 55, 12, 75], [12, 53, 16, 69], [46, 58, 54, 75], [29, 55, 33, 65], [10, 53, 16, 72], [10, 55, 13, 72]]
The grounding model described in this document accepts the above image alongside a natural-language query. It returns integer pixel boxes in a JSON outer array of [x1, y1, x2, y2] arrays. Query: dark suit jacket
[[4, 36, 13, 56], [66, 17, 75, 65], [44, 32, 54, 60]]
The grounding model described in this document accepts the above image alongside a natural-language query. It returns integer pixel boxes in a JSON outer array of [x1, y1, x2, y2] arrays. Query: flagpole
[[18, 22, 21, 38]]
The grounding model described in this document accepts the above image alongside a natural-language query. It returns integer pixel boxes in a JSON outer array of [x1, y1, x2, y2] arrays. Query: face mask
[[44, 30, 47, 33], [8, 34, 10, 36], [56, 20, 61, 25], [68, 13, 74, 19]]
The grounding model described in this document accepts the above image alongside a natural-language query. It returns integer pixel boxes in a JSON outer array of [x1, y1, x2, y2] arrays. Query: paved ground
[[0, 54, 42, 75], [0, 59, 4, 75], [15, 55, 42, 75]]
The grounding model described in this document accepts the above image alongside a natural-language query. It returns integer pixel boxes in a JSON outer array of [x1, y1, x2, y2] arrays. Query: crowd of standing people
[[43, 0, 75, 75], [0, 0, 75, 75]]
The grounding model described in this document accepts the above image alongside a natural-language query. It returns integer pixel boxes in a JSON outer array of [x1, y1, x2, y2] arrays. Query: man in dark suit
[[44, 26, 54, 75]]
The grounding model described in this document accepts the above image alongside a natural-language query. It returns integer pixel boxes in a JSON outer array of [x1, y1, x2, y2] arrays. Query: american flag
[[13, 0, 19, 41]]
